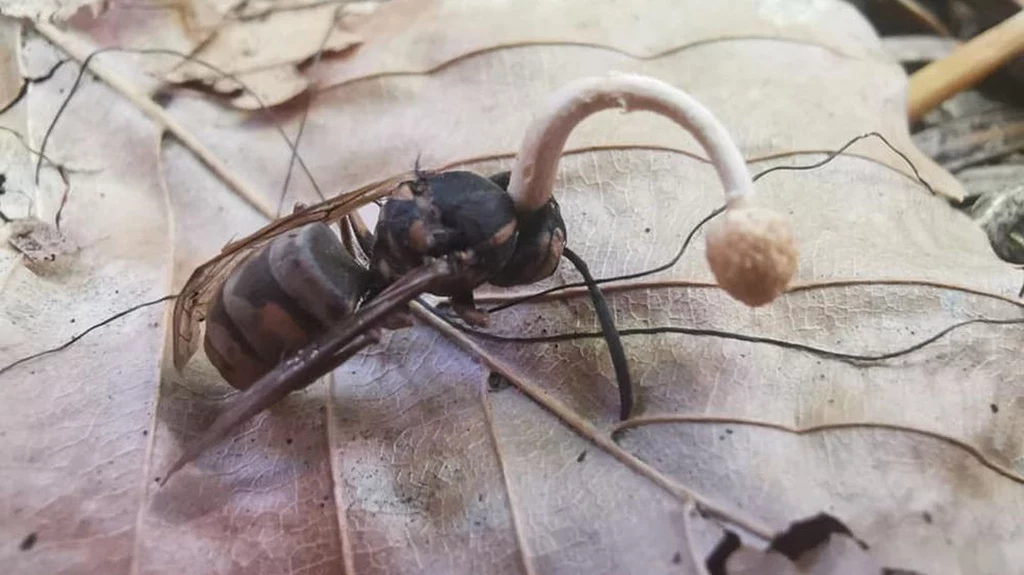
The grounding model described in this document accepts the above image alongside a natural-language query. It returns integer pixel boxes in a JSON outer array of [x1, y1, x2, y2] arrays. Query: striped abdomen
[[203, 223, 369, 390]]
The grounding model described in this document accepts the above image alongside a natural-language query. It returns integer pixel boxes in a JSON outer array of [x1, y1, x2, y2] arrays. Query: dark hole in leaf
[[19, 532, 37, 551], [705, 530, 740, 575], [487, 372, 510, 392], [769, 513, 868, 560], [576, 450, 587, 463]]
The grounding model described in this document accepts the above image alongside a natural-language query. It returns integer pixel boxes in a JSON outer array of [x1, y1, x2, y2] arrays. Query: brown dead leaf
[[0, 22, 171, 575], [0, 18, 21, 112], [163, 1, 361, 108], [5, 217, 77, 264], [56, 0, 360, 108], [1, 1, 1023, 574]]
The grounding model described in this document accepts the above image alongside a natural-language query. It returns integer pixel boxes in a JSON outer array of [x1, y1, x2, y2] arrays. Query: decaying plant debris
[[1, 1, 1023, 574], [854, 0, 1024, 270]]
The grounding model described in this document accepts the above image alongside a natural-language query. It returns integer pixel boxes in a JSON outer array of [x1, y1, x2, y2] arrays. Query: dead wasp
[[164, 166, 619, 482], [165, 73, 797, 482]]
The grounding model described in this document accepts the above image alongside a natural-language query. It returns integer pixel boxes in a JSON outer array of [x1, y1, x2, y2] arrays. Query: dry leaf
[[914, 108, 1024, 171], [0, 18, 21, 112], [55, 0, 361, 108], [163, 2, 361, 108], [1, 1, 1023, 575], [0, 0, 105, 22], [0, 19, 171, 575]]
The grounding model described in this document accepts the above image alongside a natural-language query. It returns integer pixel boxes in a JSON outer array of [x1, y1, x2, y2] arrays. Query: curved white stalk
[[509, 73, 797, 307], [508, 72, 753, 213]]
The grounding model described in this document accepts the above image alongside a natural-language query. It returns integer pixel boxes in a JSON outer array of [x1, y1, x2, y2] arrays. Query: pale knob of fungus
[[705, 201, 798, 306]]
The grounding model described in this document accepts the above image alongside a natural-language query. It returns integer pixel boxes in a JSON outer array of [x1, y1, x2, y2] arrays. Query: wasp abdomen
[[203, 223, 369, 390]]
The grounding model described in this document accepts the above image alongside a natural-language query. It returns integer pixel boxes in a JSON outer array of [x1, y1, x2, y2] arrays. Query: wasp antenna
[[561, 247, 633, 420], [343, 210, 375, 261], [413, 152, 427, 180], [161, 334, 376, 486]]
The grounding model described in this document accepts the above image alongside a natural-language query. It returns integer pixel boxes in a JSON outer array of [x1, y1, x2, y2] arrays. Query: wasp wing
[[172, 173, 414, 370], [163, 258, 454, 484]]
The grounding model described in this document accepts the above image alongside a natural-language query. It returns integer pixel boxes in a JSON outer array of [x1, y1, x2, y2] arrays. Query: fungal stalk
[[508, 72, 798, 306]]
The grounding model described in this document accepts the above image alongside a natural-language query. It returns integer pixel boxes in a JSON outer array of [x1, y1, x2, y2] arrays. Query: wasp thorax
[[372, 171, 518, 296]]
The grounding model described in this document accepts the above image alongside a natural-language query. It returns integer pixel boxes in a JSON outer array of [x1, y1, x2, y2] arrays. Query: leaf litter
[[1, 1, 1023, 574], [3, 123, 1021, 565]]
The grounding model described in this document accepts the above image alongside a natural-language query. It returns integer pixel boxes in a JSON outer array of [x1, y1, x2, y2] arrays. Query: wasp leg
[[340, 216, 361, 262], [451, 291, 489, 327], [163, 333, 376, 485], [488, 170, 511, 190], [162, 259, 454, 485], [341, 214, 375, 267], [346, 208, 376, 259], [378, 307, 415, 331]]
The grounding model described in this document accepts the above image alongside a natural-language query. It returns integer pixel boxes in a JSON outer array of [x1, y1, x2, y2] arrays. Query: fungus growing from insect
[[705, 199, 797, 306], [506, 72, 798, 306]]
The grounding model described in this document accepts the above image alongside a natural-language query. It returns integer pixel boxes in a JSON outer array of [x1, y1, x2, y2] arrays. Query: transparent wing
[[171, 173, 413, 370], [163, 258, 453, 483]]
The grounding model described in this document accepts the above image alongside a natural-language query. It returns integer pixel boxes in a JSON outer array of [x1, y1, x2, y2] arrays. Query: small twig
[[412, 299, 776, 541], [0, 294, 177, 378], [891, 0, 953, 37], [681, 499, 711, 575], [908, 10, 1024, 121], [162, 334, 375, 484], [30, 27, 272, 215], [275, 4, 341, 215], [610, 414, 1024, 485], [31, 23, 324, 219]]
